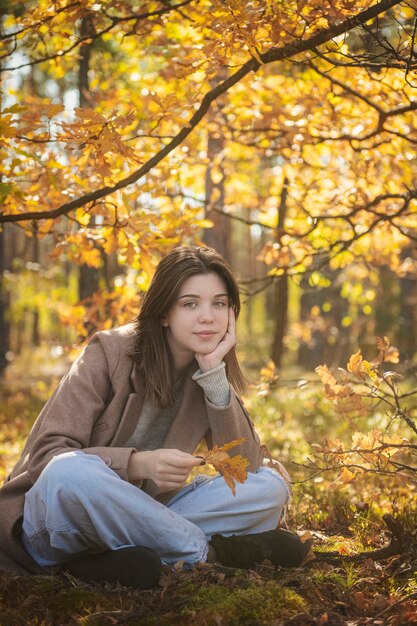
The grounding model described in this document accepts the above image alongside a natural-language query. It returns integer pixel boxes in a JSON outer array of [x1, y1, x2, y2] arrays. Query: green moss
[[0, 574, 116, 626], [180, 580, 308, 626], [119, 618, 180, 626]]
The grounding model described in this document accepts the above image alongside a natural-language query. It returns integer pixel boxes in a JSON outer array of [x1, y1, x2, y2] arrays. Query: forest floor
[[1, 528, 417, 626], [1, 350, 417, 626]]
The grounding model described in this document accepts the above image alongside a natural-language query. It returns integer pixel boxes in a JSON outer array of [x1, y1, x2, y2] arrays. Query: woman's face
[[162, 272, 230, 369]]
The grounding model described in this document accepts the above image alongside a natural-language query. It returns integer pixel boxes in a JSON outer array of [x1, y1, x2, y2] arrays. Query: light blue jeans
[[22, 451, 290, 568]]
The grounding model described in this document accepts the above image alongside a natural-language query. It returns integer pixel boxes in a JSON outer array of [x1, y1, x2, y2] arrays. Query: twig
[[314, 514, 415, 564], [375, 591, 417, 617]]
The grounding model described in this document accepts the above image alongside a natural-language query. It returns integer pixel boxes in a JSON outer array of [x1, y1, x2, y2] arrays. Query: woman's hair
[[133, 245, 246, 407]]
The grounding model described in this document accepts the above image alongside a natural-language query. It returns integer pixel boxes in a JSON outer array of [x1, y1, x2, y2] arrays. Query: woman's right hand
[[128, 448, 202, 492]]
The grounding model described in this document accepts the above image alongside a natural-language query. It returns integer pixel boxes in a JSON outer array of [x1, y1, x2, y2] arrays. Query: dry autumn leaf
[[339, 466, 356, 484], [347, 351, 380, 384], [203, 438, 249, 496]]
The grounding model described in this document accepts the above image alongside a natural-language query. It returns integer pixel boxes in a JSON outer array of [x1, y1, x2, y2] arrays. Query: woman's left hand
[[195, 307, 236, 372]]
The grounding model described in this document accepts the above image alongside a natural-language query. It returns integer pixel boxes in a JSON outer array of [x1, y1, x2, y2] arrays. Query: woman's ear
[[161, 317, 169, 327]]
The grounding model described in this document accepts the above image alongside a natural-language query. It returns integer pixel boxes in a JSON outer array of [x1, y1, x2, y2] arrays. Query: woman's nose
[[198, 305, 214, 322]]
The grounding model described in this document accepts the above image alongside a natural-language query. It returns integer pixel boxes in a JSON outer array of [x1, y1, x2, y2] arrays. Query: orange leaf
[[376, 336, 391, 352], [347, 351, 365, 378], [339, 466, 356, 484], [215, 437, 246, 453], [204, 439, 249, 496]]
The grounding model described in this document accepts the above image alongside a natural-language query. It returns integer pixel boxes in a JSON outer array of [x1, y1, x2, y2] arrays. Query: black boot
[[210, 528, 312, 569], [62, 546, 161, 588]]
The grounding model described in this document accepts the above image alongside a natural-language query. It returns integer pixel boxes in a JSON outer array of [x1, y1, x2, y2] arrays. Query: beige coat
[[0, 325, 263, 574]]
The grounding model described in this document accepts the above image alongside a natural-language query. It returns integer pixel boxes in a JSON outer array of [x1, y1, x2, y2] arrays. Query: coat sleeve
[[205, 389, 263, 472], [24, 334, 136, 484]]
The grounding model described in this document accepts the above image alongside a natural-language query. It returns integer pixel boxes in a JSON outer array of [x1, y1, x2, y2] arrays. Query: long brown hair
[[133, 245, 246, 407]]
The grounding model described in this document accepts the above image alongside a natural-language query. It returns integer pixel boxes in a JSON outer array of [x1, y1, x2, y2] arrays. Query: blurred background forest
[[1, 0, 417, 485]]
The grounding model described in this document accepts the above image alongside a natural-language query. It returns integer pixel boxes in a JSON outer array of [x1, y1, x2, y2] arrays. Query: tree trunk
[[202, 82, 231, 262], [270, 177, 289, 368], [78, 15, 100, 301], [203, 130, 231, 260], [0, 16, 8, 370], [0, 229, 9, 375], [32, 234, 40, 346], [396, 249, 416, 363]]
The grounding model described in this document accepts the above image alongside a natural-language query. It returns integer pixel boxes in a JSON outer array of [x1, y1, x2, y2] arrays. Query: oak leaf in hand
[[202, 438, 249, 496]]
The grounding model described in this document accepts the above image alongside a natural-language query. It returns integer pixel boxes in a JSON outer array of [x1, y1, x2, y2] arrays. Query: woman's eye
[[213, 301, 227, 308], [183, 301, 197, 308]]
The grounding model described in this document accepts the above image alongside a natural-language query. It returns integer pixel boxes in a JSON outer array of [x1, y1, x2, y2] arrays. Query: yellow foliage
[[260, 359, 278, 381], [102, 229, 118, 255], [347, 351, 379, 384], [315, 364, 354, 401], [339, 466, 355, 484], [203, 438, 249, 496]]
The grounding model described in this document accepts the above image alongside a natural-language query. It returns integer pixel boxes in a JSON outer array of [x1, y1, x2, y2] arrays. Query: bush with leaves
[[300, 337, 417, 486]]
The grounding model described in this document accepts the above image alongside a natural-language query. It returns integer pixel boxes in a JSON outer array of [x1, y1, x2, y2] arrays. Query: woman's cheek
[[221, 314, 229, 335]]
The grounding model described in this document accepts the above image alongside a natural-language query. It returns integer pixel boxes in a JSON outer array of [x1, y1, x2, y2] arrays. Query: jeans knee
[[254, 467, 290, 509], [39, 451, 101, 501]]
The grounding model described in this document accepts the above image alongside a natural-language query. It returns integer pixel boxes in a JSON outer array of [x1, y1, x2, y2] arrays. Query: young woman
[[0, 246, 309, 587]]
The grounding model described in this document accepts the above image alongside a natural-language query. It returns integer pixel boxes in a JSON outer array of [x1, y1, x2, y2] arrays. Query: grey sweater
[[125, 362, 230, 451]]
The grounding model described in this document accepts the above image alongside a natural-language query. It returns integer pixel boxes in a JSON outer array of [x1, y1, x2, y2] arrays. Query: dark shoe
[[62, 546, 161, 588], [210, 529, 312, 569]]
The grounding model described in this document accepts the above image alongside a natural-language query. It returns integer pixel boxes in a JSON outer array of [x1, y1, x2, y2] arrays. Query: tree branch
[[315, 514, 415, 564], [1, 0, 404, 225], [0, 1, 194, 70]]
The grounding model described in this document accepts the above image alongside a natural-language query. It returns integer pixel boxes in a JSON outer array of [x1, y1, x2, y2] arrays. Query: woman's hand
[[195, 307, 236, 372], [128, 448, 202, 492]]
